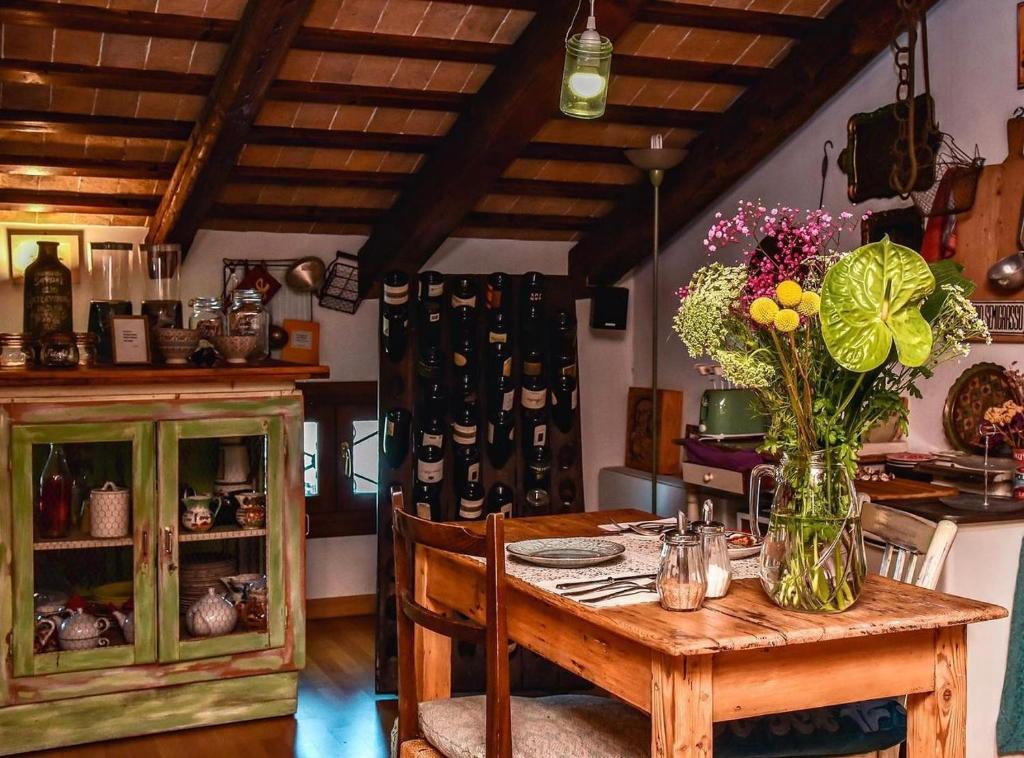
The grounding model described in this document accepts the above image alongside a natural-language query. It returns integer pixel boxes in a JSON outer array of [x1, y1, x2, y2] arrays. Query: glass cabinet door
[[157, 416, 286, 663], [11, 422, 156, 677]]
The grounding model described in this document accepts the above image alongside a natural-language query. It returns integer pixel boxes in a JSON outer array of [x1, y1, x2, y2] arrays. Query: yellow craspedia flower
[[774, 308, 800, 333], [749, 297, 779, 325], [797, 291, 821, 317], [775, 280, 803, 307]]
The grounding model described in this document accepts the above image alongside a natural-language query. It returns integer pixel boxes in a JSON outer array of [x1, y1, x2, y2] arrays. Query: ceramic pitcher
[[181, 494, 222, 533]]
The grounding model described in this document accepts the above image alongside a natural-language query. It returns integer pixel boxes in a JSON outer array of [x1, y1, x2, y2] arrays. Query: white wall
[[633, 0, 1024, 452], [0, 225, 634, 598]]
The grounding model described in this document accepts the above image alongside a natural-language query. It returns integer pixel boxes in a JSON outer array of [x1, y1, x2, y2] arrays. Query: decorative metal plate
[[506, 538, 625, 568], [943, 362, 1014, 454]]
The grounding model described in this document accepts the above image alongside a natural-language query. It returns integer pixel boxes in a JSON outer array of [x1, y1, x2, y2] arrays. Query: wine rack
[[374, 273, 586, 693]]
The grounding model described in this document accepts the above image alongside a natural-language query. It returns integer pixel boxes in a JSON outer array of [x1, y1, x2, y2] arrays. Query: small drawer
[[681, 463, 745, 495]]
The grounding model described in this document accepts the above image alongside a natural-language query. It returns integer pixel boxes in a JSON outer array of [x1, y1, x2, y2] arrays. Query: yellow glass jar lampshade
[[559, 30, 612, 120]]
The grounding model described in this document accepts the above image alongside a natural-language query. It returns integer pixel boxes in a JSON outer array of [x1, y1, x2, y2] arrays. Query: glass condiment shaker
[[692, 500, 732, 599], [228, 289, 269, 360], [656, 528, 707, 611]]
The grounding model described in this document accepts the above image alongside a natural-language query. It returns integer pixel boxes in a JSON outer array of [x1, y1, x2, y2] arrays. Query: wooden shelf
[[178, 525, 267, 542], [33, 533, 134, 551], [0, 360, 328, 388]]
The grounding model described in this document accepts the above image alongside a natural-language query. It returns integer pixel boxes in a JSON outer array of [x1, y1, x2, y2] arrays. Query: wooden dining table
[[413, 509, 1006, 757]]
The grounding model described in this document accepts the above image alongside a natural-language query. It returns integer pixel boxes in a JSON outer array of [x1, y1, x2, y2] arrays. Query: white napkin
[[538, 576, 659, 608], [596, 518, 676, 535]]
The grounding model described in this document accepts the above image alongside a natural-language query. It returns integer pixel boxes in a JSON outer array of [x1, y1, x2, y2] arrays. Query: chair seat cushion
[[714, 699, 907, 758], [418, 694, 649, 758]]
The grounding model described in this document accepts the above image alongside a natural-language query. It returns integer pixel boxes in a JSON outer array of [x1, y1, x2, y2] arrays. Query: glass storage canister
[[38, 332, 79, 368], [73, 333, 97, 367], [189, 297, 226, 343], [0, 334, 33, 369], [656, 528, 707, 611], [88, 241, 134, 363], [228, 289, 269, 360], [141, 243, 182, 329]]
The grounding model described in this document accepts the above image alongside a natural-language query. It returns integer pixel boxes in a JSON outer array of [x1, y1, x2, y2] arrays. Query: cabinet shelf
[[178, 525, 267, 542], [33, 533, 134, 551]]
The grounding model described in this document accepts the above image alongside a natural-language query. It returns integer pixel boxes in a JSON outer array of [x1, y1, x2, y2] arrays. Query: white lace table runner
[[495, 535, 760, 608]]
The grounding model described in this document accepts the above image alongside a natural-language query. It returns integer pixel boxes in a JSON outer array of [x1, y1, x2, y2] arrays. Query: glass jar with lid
[[141, 243, 182, 329], [228, 289, 269, 360], [189, 297, 226, 343]]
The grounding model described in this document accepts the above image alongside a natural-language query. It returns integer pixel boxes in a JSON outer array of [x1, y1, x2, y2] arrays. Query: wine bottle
[[486, 408, 515, 468], [24, 241, 73, 339], [487, 483, 514, 518], [458, 481, 485, 521], [524, 445, 551, 516], [454, 443, 481, 490], [486, 272, 508, 311], [550, 373, 578, 433], [451, 402, 478, 448], [418, 270, 445, 304], [417, 416, 446, 451], [413, 480, 442, 521], [381, 271, 410, 362], [416, 445, 444, 485], [37, 443, 72, 538], [521, 352, 548, 450], [520, 272, 545, 353], [382, 407, 411, 468], [451, 276, 478, 309]]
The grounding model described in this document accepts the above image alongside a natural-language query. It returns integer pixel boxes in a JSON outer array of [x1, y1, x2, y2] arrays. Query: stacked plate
[[885, 452, 935, 472], [179, 555, 236, 613]]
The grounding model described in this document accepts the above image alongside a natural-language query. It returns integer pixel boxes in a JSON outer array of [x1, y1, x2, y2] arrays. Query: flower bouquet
[[674, 203, 989, 612], [983, 400, 1024, 462]]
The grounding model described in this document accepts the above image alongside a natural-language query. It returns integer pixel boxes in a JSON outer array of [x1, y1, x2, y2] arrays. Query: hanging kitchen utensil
[[987, 195, 1024, 293], [284, 256, 326, 293], [818, 140, 833, 209], [318, 252, 361, 314], [838, 0, 940, 203], [911, 133, 985, 217]]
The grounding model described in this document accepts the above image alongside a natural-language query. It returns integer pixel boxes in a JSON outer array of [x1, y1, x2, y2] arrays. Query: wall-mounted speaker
[[589, 286, 628, 330]]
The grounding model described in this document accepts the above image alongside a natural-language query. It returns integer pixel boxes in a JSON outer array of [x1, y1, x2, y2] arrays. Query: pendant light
[[625, 135, 686, 514], [559, 0, 613, 119]]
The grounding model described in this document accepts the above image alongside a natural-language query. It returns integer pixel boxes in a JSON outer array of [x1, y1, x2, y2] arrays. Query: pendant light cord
[[565, 0, 597, 43]]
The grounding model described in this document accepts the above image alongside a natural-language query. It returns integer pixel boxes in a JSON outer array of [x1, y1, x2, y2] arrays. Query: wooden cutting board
[[956, 117, 1024, 302], [857, 477, 958, 502]]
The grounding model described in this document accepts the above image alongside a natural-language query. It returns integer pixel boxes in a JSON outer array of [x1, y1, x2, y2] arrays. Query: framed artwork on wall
[[624, 387, 683, 475], [6, 229, 84, 284]]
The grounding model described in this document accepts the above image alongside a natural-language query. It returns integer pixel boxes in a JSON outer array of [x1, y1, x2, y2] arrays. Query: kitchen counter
[[875, 496, 1024, 524]]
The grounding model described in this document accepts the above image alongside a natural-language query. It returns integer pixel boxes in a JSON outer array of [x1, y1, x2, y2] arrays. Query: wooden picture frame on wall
[[111, 316, 152, 364], [5, 229, 84, 284], [625, 387, 683, 475], [1018, 2, 1024, 89]]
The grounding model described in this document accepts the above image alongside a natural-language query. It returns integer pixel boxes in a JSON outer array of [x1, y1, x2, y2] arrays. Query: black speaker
[[589, 286, 628, 330]]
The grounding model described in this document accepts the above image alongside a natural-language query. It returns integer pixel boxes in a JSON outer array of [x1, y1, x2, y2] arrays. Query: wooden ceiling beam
[[569, 0, 937, 286], [614, 56, 763, 86], [0, 153, 172, 180], [246, 125, 436, 152], [350, 0, 664, 291], [636, 1, 821, 37], [146, 0, 313, 252], [0, 109, 192, 140], [0, 189, 158, 215], [0, 59, 209, 95]]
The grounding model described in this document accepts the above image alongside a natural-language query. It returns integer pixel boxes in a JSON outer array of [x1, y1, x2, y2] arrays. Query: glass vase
[[751, 450, 866, 613]]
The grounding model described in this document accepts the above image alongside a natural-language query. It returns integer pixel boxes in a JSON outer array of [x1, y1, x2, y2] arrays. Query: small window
[[303, 420, 319, 498]]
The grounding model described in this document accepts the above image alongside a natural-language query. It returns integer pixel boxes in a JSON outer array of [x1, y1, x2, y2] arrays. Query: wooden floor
[[28, 617, 398, 758]]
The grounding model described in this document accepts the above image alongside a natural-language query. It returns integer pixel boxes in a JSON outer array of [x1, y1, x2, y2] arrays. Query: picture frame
[[1019, 2, 1024, 89], [110, 316, 151, 365], [624, 387, 683, 475], [281, 319, 320, 364], [5, 229, 84, 284]]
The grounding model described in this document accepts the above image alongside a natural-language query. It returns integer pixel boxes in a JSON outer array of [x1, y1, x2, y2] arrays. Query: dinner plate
[[726, 531, 763, 560], [506, 538, 625, 568]]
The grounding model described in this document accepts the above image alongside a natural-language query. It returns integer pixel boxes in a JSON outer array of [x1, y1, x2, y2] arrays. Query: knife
[[554, 572, 656, 590]]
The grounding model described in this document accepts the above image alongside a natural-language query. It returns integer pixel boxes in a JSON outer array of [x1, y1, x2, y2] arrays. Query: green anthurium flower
[[820, 236, 935, 372]]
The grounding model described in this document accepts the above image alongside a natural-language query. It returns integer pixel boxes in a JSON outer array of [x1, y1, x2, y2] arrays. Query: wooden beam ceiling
[[568, 0, 934, 286], [355, 0, 650, 293], [636, 1, 822, 37], [146, 0, 313, 251]]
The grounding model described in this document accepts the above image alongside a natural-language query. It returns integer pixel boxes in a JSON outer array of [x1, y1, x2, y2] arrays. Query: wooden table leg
[[414, 548, 451, 703], [906, 626, 967, 758], [651, 653, 713, 757]]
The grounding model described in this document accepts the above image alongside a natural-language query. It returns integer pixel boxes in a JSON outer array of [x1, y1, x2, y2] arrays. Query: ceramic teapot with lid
[[185, 588, 237, 637], [58, 609, 111, 651]]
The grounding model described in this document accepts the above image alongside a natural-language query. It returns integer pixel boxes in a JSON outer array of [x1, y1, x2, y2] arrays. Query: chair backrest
[[393, 509, 511, 758], [861, 498, 957, 590]]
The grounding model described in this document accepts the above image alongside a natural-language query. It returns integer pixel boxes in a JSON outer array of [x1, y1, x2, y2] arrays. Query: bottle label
[[561, 363, 577, 377], [429, 311, 441, 323], [532, 424, 547, 447], [386, 420, 395, 436], [571, 388, 578, 409], [417, 458, 443, 483], [382, 318, 390, 337], [452, 423, 477, 446], [383, 284, 409, 305], [426, 282, 444, 298], [501, 357, 512, 378], [453, 351, 468, 367], [521, 388, 546, 410], [451, 294, 477, 308], [488, 331, 507, 344], [467, 462, 481, 482], [422, 432, 443, 448], [502, 388, 514, 412], [459, 497, 484, 520], [416, 502, 433, 520]]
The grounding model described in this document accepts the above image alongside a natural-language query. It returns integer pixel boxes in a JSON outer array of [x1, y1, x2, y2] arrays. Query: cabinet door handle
[[340, 441, 352, 479], [140, 529, 149, 565], [163, 527, 177, 573], [703, 472, 714, 483]]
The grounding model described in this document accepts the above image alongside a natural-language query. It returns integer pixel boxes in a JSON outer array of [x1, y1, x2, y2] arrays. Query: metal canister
[[73, 333, 97, 367], [0, 333, 33, 369]]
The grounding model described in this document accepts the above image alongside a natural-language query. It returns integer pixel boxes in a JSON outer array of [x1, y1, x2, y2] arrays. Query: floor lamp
[[625, 135, 685, 515]]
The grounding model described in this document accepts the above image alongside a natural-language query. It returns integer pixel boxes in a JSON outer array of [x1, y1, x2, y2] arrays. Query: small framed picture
[[6, 229, 84, 284], [281, 319, 320, 364], [111, 316, 151, 364]]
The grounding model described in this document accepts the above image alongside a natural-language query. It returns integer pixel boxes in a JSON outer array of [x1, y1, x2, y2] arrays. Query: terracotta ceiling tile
[[308, 148, 356, 170], [256, 100, 301, 127], [108, 1, 159, 12], [342, 150, 386, 171], [462, 64, 492, 93], [2, 24, 55, 60], [692, 82, 744, 110], [425, 61, 483, 93], [280, 50, 324, 82], [373, 0, 430, 36], [390, 58, 440, 90], [350, 55, 402, 87], [614, 24, 662, 57], [749, 36, 794, 67], [338, 0, 389, 32], [0, 83, 52, 111], [185, 40, 227, 75], [217, 184, 261, 204], [151, 1, 207, 15], [457, 6, 509, 42], [171, 94, 204, 120], [415, 2, 470, 40], [401, 109, 454, 136], [504, 160, 546, 180], [378, 151, 422, 172], [330, 104, 375, 130], [0, 174, 40, 191], [136, 90, 186, 119], [257, 184, 302, 205], [100, 33, 152, 69], [200, 0, 248, 19], [52, 30, 103, 66], [365, 107, 412, 133], [122, 138, 173, 161], [475, 195, 516, 213], [145, 38, 193, 72], [306, 0, 344, 29], [77, 176, 124, 194], [93, 89, 142, 117], [237, 145, 282, 167], [292, 102, 341, 129], [278, 146, 317, 169], [491, 10, 532, 44], [310, 51, 360, 83]]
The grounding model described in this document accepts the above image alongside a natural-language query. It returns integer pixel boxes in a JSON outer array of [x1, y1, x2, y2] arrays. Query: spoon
[[987, 196, 1024, 292]]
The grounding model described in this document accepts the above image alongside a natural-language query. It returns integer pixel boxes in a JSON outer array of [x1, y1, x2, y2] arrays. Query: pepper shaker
[[693, 499, 732, 598]]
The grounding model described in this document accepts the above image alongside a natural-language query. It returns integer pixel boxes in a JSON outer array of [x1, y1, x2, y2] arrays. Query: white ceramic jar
[[89, 482, 130, 538], [185, 588, 238, 637]]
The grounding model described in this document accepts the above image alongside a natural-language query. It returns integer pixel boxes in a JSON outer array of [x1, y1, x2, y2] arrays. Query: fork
[[561, 579, 654, 598], [578, 582, 657, 604], [605, 518, 672, 536]]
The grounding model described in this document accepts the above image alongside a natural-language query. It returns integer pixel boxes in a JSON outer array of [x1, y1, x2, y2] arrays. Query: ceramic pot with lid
[[185, 588, 238, 637], [58, 609, 111, 651], [90, 481, 130, 538]]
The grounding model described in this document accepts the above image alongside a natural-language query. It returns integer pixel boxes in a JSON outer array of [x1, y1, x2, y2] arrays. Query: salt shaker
[[656, 528, 707, 611], [693, 499, 732, 598]]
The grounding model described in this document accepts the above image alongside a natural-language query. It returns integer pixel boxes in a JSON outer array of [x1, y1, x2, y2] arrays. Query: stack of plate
[[179, 555, 236, 613], [885, 452, 935, 472]]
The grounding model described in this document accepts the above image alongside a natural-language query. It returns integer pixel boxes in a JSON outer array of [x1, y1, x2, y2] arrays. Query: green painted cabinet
[[0, 372, 316, 755]]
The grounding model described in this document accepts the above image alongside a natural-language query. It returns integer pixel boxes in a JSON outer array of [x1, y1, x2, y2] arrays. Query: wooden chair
[[391, 510, 649, 758]]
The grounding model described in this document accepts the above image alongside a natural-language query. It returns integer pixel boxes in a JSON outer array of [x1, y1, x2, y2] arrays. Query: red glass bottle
[[37, 444, 72, 538]]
